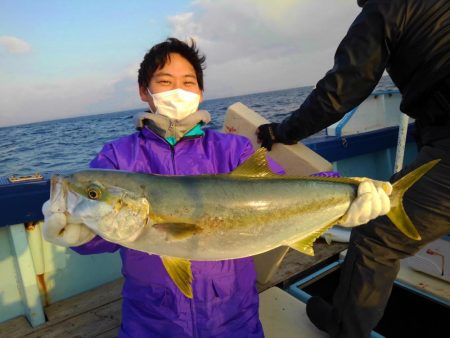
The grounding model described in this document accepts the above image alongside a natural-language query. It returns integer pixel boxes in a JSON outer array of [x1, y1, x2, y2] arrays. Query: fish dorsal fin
[[230, 147, 279, 178], [288, 221, 336, 256], [161, 256, 193, 299]]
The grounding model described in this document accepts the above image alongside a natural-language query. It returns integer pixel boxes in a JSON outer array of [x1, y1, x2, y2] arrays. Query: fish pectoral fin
[[161, 256, 193, 299], [230, 148, 279, 178], [153, 222, 202, 241], [288, 222, 336, 256]]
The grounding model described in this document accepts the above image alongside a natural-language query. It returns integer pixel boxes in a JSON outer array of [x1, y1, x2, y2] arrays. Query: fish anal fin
[[230, 148, 279, 178], [161, 256, 193, 299], [288, 222, 336, 256], [153, 223, 202, 241]]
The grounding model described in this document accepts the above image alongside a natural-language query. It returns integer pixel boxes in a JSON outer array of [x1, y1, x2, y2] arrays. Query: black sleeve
[[277, 0, 399, 142]]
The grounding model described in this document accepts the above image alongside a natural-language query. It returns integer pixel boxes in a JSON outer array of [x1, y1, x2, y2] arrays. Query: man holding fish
[[42, 37, 395, 337], [43, 37, 284, 338]]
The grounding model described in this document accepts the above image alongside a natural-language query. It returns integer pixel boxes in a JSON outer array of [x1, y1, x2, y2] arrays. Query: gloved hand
[[42, 200, 95, 247], [256, 123, 281, 151], [257, 123, 297, 151], [337, 178, 392, 227]]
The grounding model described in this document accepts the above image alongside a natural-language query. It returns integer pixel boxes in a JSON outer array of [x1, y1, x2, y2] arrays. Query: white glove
[[42, 200, 95, 247], [337, 178, 392, 228]]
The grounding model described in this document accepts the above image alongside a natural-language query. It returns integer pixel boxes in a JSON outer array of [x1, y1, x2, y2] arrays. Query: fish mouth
[[48, 175, 68, 214], [42, 175, 68, 220]]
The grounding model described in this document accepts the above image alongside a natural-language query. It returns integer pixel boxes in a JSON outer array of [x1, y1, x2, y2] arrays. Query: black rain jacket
[[278, 0, 449, 143]]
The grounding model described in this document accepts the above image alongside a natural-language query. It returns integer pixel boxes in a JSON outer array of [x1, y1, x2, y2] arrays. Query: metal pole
[[394, 113, 410, 173]]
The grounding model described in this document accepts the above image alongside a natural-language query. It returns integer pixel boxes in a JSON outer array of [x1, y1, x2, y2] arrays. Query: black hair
[[138, 37, 206, 90]]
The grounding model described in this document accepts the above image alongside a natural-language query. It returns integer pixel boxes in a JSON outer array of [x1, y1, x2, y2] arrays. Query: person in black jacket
[[257, 0, 449, 337]]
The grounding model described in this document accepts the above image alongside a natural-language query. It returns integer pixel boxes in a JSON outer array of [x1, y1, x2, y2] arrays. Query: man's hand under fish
[[42, 200, 96, 247], [337, 178, 392, 227]]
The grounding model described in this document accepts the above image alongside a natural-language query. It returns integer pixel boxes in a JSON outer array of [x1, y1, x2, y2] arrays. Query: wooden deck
[[0, 240, 346, 338]]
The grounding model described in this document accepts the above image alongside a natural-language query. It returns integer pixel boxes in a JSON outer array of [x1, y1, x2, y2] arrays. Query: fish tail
[[387, 159, 440, 240]]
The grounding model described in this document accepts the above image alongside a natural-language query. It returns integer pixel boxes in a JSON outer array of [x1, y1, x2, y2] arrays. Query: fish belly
[[113, 176, 354, 260]]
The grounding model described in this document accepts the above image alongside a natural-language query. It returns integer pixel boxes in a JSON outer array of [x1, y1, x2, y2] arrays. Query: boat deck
[[0, 241, 346, 338]]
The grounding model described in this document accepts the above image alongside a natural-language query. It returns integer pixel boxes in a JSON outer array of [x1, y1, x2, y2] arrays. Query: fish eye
[[86, 186, 102, 200]]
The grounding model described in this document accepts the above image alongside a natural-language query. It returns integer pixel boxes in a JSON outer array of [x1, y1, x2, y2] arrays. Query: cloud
[[88, 62, 144, 113], [0, 59, 146, 127], [0, 67, 145, 127], [167, 0, 360, 98], [0, 36, 32, 54], [0, 0, 362, 126]]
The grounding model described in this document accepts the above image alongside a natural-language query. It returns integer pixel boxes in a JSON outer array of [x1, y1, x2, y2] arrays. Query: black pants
[[330, 135, 450, 338]]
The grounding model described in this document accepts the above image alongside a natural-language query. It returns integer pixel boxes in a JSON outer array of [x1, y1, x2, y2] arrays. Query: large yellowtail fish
[[45, 148, 439, 298]]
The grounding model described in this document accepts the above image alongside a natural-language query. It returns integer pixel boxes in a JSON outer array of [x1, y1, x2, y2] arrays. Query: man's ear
[[139, 86, 149, 102], [199, 92, 204, 103]]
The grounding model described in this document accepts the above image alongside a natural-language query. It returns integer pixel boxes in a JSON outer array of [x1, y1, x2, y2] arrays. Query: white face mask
[[148, 88, 201, 120]]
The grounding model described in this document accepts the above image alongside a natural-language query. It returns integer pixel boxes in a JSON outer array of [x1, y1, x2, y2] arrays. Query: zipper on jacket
[[169, 135, 201, 174], [170, 145, 176, 174], [190, 298, 198, 338]]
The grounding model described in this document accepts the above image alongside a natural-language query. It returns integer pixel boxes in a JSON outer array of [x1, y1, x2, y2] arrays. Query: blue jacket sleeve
[[310, 171, 340, 178], [89, 143, 119, 169], [71, 235, 120, 254]]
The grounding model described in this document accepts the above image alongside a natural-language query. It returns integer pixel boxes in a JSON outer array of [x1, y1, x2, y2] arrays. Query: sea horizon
[[0, 84, 313, 130], [0, 76, 397, 177]]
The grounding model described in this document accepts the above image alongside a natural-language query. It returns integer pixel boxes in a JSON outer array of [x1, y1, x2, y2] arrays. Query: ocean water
[[0, 87, 311, 177], [0, 77, 396, 177]]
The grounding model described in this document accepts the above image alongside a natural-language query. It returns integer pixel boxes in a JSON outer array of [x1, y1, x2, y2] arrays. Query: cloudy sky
[[0, 0, 360, 127]]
